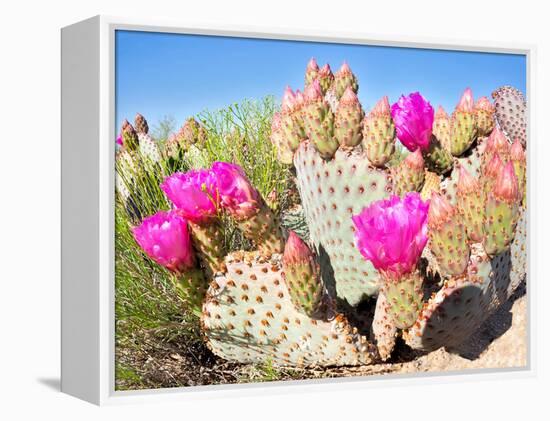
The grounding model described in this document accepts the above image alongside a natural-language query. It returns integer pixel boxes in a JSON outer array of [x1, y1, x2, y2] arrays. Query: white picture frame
[[61, 15, 536, 405]]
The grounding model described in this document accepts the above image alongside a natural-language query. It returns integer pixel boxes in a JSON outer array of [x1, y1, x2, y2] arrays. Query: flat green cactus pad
[[294, 141, 392, 306], [202, 252, 377, 367], [405, 208, 526, 351]]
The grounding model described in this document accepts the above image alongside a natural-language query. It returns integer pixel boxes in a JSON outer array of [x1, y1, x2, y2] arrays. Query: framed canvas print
[[61, 16, 532, 405]]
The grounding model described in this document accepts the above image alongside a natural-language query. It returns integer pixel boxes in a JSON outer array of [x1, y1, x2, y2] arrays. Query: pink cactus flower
[[456, 88, 475, 112], [211, 162, 261, 220], [352, 192, 429, 281], [391, 92, 434, 152], [116, 135, 123, 146], [160, 169, 220, 224], [132, 210, 195, 273]]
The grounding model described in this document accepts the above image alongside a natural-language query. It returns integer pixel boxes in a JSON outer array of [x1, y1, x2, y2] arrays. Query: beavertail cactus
[[334, 87, 364, 148], [331, 62, 358, 99], [302, 80, 338, 159], [428, 192, 470, 277], [161, 170, 226, 274], [282, 231, 324, 317], [450, 88, 477, 156], [492, 86, 526, 146], [353, 193, 429, 329], [392, 149, 425, 196], [120, 60, 527, 369], [362, 96, 396, 167], [132, 210, 206, 312]]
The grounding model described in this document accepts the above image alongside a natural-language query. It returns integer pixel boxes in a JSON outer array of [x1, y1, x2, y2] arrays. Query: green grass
[[115, 96, 295, 389]]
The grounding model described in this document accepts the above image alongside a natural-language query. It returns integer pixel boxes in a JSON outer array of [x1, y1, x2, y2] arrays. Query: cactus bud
[[305, 57, 319, 87], [456, 166, 484, 242], [134, 113, 149, 134], [282, 231, 323, 316], [474, 96, 495, 137], [334, 87, 364, 148], [392, 149, 425, 196], [362, 96, 396, 167], [317, 63, 334, 95], [493, 161, 519, 204], [428, 192, 470, 276], [450, 88, 477, 156], [510, 138, 526, 204], [486, 127, 510, 162], [270, 112, 293, 165], [332, 61, 359, 99], [483, 162, 520, 256], [279, 86, 306, 157], [303, 79, 338, 159], [483, 152, 504, 194], [121, 119, 139, 151], [433, 106, 451, 152]]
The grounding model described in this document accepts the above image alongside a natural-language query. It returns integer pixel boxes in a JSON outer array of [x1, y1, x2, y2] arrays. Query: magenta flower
[[391, 92, 434, 152], [352, 192, 429, 280], [211, 162, 260, 220], [160, 170, 219, 224], [132, 210, 195, 273], [116, 135, 123, 146]]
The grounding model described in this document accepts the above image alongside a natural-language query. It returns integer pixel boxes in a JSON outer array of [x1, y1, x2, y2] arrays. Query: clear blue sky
[[115, 30, 526, 133]]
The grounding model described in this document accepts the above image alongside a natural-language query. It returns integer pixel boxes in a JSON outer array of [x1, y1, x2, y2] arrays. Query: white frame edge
[[61, 15, 537, 406]]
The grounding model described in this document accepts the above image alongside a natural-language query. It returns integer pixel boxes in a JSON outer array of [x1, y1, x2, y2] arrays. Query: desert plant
[[118, 60, 527, 370]]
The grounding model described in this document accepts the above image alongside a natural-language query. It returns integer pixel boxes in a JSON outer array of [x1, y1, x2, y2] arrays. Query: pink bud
[[475, 96, 494, 112], [304, 79, 323, 102], [338, 61, 352, 75], [294, 89, 304, 107], [352, 192, 429, 281], [435, 105, 449, 120], [339, 87, 359, 106], [485, 153, 504, 180], [281, 86, 297, 113], [404, 149, 424, 170], [456, 88, 475, 113], [211, 162, 261, 220], [457, 165, 479, 194], [283, 231, 314, 266], [116, 135, 123, 146], [132, 210, 195, 273], [510, 138, 526, 162], [370, 96, 391, 117], [493, 161, 519, 203], [306, 57, 319, 72], [487, 127, 510, 155], [319, 63, 332, 77], [428, 192, 455, 227]]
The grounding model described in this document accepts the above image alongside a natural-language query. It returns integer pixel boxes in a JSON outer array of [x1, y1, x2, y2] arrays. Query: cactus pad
[[371, 292, 397, 361], [294, 141, 392, 305], [492, 86, 527, 146], [405, 208, 526, 351], [202, 252, 377, 366]]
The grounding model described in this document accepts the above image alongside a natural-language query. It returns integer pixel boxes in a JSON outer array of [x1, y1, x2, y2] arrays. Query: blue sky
[[115, 30, 526, 133]]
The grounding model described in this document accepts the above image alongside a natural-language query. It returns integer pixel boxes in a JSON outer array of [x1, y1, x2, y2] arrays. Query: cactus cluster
[[117, 59, 527, 369]]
